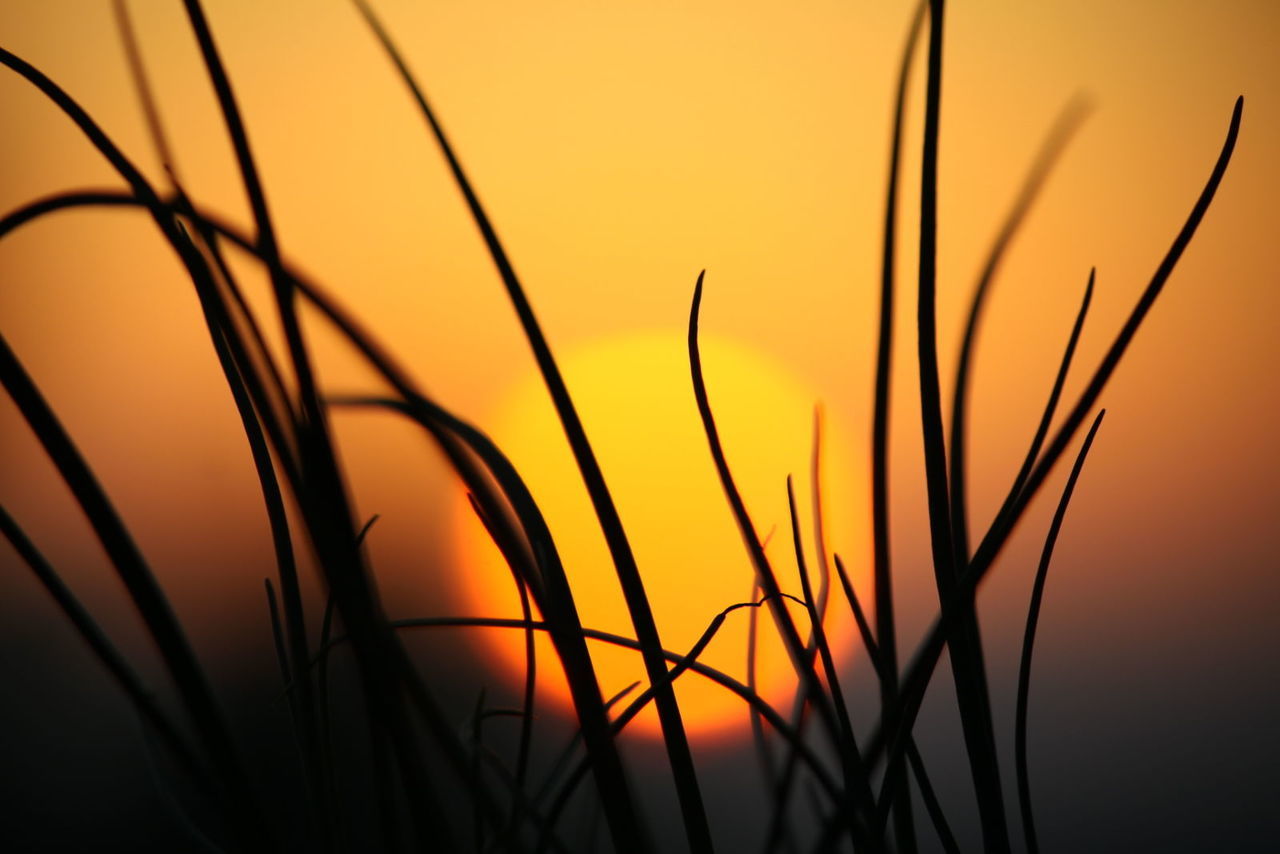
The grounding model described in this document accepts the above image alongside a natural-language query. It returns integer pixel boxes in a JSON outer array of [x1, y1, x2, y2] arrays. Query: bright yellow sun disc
[[452, 330, 869, 743]]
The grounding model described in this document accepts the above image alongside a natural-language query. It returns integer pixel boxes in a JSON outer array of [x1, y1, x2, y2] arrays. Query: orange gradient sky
[[1, 0, 1278, 754]]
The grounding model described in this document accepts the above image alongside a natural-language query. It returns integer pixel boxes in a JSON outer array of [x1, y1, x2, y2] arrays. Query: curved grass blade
[[872, 0, 925, 725], [539, 593, 815, 852], [1009, 270, 1095, 503], [690, 273, 845, 748], [948, 95, 1092, 561], [111, 0, 180, 183], [872, 7, 927, 845], [761, 417, 846, 854], [863, 414, 1108, 842], [7, 183, 641, 844], [692, 273, 873, 847], [861, 97, 1249, 788], [971, 98, 1243, 583], [328, 396, 646, 842], [809, 410, 834, 644], [313, 614, 840, 801], [264, 578, 292, 688], [466, 493, 536, 790], [350, 5, 705, 849], [1015, 411, 1105, 854], [0, 505, 210, 800], [176, 6, 355, 844], [532, 681, 640, 823], [0, 324, 273, 852], [0, 56, 490, 845], [906, 745, 961, 854]]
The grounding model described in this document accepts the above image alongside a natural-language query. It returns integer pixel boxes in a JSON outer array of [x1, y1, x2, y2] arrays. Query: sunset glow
[[452, 330, 867, 740], [1, 1, 1277, 850]]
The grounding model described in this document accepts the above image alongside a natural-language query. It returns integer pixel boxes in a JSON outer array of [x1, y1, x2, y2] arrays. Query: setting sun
[[452, 328, 868, 741], [2, 1, 1277, 849]]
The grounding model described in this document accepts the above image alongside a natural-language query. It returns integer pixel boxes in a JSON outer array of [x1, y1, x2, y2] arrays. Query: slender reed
[[351, 3, 707, 848], [1015, 412, 1106, 854]]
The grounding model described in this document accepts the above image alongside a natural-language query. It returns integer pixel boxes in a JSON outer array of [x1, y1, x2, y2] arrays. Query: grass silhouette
[[0, 1, 1246, 852]]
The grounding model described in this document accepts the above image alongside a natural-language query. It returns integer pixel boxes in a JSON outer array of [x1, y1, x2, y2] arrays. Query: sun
[[451, 329, 869, 742]]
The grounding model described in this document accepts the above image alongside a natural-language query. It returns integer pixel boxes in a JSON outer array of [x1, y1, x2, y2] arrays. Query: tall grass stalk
[[0, 2, 1244, 851]]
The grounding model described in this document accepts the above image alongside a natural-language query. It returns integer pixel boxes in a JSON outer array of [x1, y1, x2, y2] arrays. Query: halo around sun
[[452, 329, 869, 742]]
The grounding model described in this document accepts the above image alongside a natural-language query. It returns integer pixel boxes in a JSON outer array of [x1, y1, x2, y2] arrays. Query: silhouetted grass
[[0, 1, 1246, 851]]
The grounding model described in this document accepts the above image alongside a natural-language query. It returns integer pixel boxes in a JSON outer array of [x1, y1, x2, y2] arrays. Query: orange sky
[[1, 0, 1277, 752]]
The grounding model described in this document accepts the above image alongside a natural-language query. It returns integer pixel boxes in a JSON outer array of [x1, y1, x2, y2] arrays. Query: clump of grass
[[0, 0, 1243, 851]]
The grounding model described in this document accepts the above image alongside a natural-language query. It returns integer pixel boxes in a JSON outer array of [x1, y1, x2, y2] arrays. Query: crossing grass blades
[[0, 1, 1243, 852]]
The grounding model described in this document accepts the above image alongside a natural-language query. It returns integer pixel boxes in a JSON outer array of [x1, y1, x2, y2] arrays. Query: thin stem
[[1015, 413, 1105, 854], [351, 3, 702, 848]]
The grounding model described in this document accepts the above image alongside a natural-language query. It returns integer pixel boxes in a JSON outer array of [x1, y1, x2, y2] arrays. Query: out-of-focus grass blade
[[0, 177, 608, 848], [314, 614, 839, 800], [465, 493, 536, 791], [862, 97, 1248, 790], [967, 95, 1243, 626], [947, 96, 1092, 561], [0, 505, 209, 800], [533, 681, 640, 820], [264, 579, 292, 688], [0, 326, 272, 851]]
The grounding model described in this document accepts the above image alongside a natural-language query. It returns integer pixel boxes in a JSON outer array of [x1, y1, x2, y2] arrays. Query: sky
[[0, 1, 1277, 851]]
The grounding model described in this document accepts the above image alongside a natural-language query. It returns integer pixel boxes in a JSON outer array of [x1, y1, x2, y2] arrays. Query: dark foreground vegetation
[[0, 1, 1243, 851]]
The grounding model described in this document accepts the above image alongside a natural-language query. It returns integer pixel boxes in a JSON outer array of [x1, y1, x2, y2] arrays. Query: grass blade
[[906, 745, 962, 854], [314, 614, 840, 802], [691, 274, 875, 845], [1015, 410, 1105, 854], [1009, 270, 1095, 503], [0, 505, 209, 799], [113, 180, 638, 846], [111, 0, 180, 181], [746, 576, 778, 794], [350, 6, 708, 851], [865, 101, 1251, 775], [264, 578, 292, 688], [331, 395, 645, 845], [948, 96, 1092, 561], [0, 52, 493, 842], [0, 329, 273, 851], [541, 593, 814, 849], [690, 273, 845, 747], [786, 477, 869, 815], [466, 493, 537, 790], [971, 97, 1244, 580]]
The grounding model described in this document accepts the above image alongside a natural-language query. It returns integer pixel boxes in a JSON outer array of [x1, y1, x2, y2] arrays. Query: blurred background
[[1, 1, 1277, 851]]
